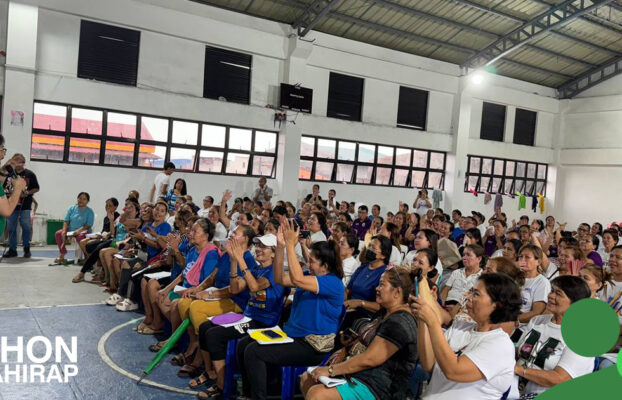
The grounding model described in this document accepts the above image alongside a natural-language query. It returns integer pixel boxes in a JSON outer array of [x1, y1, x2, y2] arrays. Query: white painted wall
[[0, 0, 566, 226]]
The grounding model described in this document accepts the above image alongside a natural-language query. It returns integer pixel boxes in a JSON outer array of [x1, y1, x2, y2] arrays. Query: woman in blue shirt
[[194, 234, 286, 398], [340, 235, 392, 332], [241, 218, 344, 400], [166, 178, 187, 212], [54, 192, 95, 264]]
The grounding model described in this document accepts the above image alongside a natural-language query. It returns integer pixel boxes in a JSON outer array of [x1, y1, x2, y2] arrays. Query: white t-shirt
[[520, 275, 551, 313], [310, 230, 327, 244], [342, 256, 361, 286], [424, 320, 515, 400], [390, 245, 403, 265], [598, 280, 622, 323], [599, 248, 612, 271], [197, 207, 211, 218], [213, 222, 227, 243], [445, 268, 482, 303], [154, 172, 171, 200], [415, 199, 429, 216], [515, 314, 594, 397]]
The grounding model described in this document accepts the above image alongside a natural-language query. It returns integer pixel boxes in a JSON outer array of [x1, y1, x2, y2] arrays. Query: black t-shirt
[[17, 169, 39, 211], [352, 310, 418, 400], [102, 212, 120, 233]]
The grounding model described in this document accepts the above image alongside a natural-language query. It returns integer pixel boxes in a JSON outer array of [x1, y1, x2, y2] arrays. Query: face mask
[[366, 249, 377, 262]]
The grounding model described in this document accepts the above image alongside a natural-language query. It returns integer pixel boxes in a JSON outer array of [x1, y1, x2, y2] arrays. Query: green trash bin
[[47, 219, 64, 245]]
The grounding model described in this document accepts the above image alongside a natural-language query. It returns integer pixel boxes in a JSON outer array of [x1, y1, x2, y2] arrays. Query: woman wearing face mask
[[441, 244, 485, 310], [241, 220, 344, 400], [413, 273, 522, 400], [339, 233, 361, 286], [514, 276, 594, 399], [517, 244, 551, 325]]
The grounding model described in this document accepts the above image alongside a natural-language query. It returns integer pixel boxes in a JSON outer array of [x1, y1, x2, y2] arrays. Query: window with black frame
[[465, 155, 547, 196], [30, 101, 278, 178], [299, 135, 445, 189]]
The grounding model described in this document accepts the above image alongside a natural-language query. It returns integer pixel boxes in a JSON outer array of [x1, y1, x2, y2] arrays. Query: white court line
[[0, 302, 105, 311], [97, 317, 197, 396]]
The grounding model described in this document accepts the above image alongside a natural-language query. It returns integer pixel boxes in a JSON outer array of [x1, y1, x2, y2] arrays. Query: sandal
[[177, 364, 200, 378], [72, 274, 84, 283], [149, 341, 167, 353], [133, 322, 147, 332], [139, 326, 164, 335], [197, 384, 222, 399], [170, 352, 187, 366], [189, 372, 212, 389]]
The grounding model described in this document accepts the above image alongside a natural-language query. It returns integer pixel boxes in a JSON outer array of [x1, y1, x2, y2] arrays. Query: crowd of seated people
[[60, 179, 622, 399]]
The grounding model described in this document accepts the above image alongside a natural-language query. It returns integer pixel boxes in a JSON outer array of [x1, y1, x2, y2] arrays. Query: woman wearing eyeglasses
[[0, 136, 28, 240]]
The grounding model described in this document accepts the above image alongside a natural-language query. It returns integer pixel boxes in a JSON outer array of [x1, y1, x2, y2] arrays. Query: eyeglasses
[[0, 147, 7, 152]]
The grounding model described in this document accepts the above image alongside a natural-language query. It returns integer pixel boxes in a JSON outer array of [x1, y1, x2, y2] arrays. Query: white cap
[[253, 234, 277, 247]]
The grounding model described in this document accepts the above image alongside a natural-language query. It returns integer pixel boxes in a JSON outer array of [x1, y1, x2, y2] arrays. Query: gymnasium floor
[[0, 246, 198, 400]]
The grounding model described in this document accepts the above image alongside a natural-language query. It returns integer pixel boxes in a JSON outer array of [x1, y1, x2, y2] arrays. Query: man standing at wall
[[252, 177, 273, 203], [5, 154, 39, 258], [149, 162, 175, 203]]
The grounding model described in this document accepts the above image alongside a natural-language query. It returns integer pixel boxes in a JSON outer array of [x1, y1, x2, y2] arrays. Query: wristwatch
[[328, 365, 334, 377]]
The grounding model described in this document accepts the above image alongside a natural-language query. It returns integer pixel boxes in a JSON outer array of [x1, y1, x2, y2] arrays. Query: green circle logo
[[562, 298, 620, 357]]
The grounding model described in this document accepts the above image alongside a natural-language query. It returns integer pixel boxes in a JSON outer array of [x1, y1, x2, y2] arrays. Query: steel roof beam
[[368, 0, 596, 67], [461, 0, 616, 70], [452, 0, 622, 57], [292, 0, 341, 37], [558, 55, 622, 97]]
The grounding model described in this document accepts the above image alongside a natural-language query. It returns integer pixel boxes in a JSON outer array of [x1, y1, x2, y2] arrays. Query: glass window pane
[[107, 112, 136, 139], [527, 163, 536, 178], [172, 121, 198, 145], [493, 159, 504, 175], [413, 150, 428, 168], [226, 152, 250, 174], [198, 150, 224, 173], [104, 141, 134, 166], [252, 155, 275, 176], [229, 128, 252, 151], [299, 160, 313, 179], [428, 172, 442, 189], [537, 164, 547, 180], [430, 152, 444, 170], [467, 176, 478, 191], [505, 178, 515, 192], [202, 124, 226, 148], [377, 146, 394, 165], [255, 131, 277, 153], [481, 158, 492, 174], [469, 157, 481, 173], [394, 169, 409, 186], [515, 179, 525, 192], [30, 134, 65, 161], [33, 103, 66, 131], [491, 177, 502, 193], [141, 117, 169, 142], [336, 164, 354, 182], [317, 139, 336, 159], [356, 166, 373, 184], [537, 181, 546, 195], [412, 171, 426, 188], [395, 148, 411, 166], [170, 147, 196, 171], [138, 144, 166, 168], [301, 137, 315, 157], [71, 108, 103, 135], [314, 161, 333, 181], [375, 167, 392, 185], [505, 161, 515, 176], [68, 138, 100, 163], [480, 177, 490, 192], [516, 162, 526, 177], [338, 141, 356, 161], [358, 144, 375, 163]]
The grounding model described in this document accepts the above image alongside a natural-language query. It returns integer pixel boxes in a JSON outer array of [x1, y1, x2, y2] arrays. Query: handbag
[[304, 333, 336, 353]]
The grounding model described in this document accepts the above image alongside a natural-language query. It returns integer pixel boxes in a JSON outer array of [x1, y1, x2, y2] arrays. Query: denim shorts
[[336, 378, 375, 400]]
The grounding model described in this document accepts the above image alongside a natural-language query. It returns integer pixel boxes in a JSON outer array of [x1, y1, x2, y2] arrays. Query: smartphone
[[261, 329, 283, 339], [300, 230, 311, 239]]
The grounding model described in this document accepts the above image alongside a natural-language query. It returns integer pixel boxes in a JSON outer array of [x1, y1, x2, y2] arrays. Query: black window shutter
[[480, 102, 506, 142], [77, 20, 140, 86], [204, 47, 252, 105], [327, 72, 364, 121], [513, 108, 537, 146], [397, 86, 428, 130]]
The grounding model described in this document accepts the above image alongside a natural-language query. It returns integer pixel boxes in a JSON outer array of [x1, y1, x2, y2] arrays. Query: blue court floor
[[0, 304, 199, 400]]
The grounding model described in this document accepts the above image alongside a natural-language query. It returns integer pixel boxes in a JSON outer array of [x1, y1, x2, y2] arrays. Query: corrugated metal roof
[[191, 0, 622, 90]]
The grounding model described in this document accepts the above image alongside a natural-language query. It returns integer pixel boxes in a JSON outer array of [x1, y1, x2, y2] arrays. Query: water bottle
[[234, 373, 243, 396]]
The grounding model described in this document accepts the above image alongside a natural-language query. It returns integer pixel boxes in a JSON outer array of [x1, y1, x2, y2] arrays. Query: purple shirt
[[352, 218, 372, 241], [484, 235, 505, 256]]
